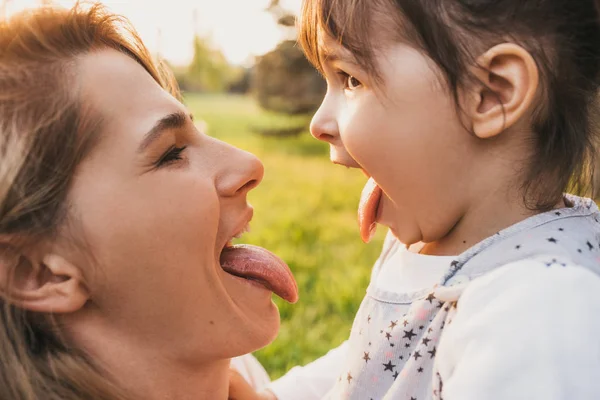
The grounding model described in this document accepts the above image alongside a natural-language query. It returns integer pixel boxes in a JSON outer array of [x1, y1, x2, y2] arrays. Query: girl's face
[[63, 49, 295, 364], [311, 36, 482, 245]]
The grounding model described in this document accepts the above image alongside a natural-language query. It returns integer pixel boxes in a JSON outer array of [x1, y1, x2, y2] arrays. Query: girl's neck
[[420, 189, 565, 257]]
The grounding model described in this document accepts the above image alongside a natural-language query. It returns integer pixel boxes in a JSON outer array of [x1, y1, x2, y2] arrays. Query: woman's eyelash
[[155, 145, 187, 167]]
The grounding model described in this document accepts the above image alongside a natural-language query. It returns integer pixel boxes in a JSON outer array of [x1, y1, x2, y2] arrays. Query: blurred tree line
[[175, 0, 325, 117], [252, 0, 325, 115], [171, 36, 251, 94]]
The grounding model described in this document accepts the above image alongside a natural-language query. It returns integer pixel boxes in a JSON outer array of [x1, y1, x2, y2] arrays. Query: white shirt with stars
[[269, 195, 600, 400]]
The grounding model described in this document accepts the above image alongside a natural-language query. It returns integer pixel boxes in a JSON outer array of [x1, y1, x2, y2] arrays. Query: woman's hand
[[228, 369, 277, 400]]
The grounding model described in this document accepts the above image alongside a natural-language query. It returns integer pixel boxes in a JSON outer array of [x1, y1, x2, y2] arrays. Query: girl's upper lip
[[333, 160, 371, 178], [331, 154, 362, 169]]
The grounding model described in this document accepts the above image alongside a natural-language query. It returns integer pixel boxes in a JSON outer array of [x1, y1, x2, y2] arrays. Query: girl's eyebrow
[[321, 47, 358, 65]]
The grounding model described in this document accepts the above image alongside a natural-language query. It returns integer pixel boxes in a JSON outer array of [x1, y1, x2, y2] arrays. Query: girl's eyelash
[[335, 70, 362, 90], [155, 145, 187, 167]]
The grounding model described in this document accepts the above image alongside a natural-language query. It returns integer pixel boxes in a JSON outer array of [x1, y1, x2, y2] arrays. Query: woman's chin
[[223, 302, 279, 359], [226, 287, 281, 347], [246, 299, 281, 349]]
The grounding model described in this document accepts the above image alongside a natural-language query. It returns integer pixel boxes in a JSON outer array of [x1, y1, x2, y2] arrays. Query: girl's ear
[[463, 43, 540, 139], [0, 243, 89, 314]]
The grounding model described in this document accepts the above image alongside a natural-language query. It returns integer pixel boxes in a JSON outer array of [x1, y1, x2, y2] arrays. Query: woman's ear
[[463, 43, 540, 139], [0, 243, 89, 313]]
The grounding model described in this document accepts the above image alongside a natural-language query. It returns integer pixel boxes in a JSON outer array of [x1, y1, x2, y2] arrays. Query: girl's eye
[[336, 70, 363, 90], [346, 75, 362, 90], [155, 145, 187, 167]]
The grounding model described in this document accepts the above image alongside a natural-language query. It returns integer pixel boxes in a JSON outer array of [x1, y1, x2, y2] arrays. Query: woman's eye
[[156, 145, 187, 167]]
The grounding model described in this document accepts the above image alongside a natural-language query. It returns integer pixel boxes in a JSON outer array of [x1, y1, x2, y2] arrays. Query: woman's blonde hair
[[0, 3, 178, 399]]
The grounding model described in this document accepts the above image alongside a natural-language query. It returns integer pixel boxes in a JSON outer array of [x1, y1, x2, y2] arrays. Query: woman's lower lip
[[225, 270, 272, 294], [375, 193, 385, 222]]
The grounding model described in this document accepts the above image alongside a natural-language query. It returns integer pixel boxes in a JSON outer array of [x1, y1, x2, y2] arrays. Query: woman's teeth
[[223, 224, 251, 251], [233, 224, 250, 239]]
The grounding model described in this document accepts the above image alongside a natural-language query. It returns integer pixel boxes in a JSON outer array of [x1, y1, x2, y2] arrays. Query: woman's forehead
[[77, 49, 183, 148]]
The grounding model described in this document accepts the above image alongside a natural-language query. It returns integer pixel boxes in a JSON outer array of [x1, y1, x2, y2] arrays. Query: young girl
[[230, 0, 600, 399]]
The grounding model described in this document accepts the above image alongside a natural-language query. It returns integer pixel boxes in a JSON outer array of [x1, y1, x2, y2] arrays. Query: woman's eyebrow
[[137, 111, 191, 153]]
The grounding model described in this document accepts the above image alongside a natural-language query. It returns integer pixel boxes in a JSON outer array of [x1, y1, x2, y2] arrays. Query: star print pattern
[[403, 329, 417, 340], [325, 196, 600, 400], [428, 347, 437, 358], [383, 361, 396, 372]]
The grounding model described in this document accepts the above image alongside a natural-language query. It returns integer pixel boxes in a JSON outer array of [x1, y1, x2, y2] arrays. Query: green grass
[[184, 93, 386, 378]]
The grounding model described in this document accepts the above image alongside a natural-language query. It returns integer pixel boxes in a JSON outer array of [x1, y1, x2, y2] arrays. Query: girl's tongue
[[358, 177, 383, 243]]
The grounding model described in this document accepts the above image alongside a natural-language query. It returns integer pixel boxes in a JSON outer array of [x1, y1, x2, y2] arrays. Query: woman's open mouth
[[219, 226, 299, 303]]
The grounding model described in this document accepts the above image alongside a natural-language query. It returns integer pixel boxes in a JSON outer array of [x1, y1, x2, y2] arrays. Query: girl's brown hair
[[299, 0, 600, 210], [0, 3, 178, 399]]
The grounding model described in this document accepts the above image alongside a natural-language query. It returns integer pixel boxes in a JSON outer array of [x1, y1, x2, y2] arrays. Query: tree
[[251, 0, 325, 115], [252, 40, 325, 115], [185, 35, 234, 93]]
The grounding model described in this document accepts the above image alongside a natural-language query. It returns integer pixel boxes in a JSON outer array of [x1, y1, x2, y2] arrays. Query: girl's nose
[[310, 96, 339, 144]]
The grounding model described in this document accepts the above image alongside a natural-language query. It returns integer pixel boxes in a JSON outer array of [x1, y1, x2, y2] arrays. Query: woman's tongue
[[219, 244, 299, 303], [358, 177, 383, 243]]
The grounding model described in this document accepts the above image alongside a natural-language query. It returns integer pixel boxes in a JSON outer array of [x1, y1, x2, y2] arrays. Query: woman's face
[[64, 49, 292, 363]]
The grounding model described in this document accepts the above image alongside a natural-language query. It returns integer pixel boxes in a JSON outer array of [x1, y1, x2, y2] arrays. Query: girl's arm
[[435, 258, 600, 400], [229, 341, 348, 400], [267, 340, 349, 400]]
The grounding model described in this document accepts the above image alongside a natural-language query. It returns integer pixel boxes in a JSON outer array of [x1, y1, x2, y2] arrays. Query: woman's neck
[[113, 357, 231, 400], [64, 313, 232, 400]]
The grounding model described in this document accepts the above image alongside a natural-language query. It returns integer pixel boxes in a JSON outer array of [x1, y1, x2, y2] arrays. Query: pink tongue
[[358, 177, 382, 243], [220, 244, 299, 303]]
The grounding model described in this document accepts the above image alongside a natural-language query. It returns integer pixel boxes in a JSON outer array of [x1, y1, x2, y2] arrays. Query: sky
[[4, 0, 302, 66]]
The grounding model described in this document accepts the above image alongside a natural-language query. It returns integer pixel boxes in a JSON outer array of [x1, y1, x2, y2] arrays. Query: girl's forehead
[[317, 34, 358, 64]]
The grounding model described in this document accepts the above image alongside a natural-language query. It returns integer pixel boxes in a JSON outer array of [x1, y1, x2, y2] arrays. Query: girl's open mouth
[[358, 177, 383, 243]]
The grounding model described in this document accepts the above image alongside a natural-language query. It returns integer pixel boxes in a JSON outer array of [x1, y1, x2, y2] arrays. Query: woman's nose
[[310, 96, 339, 144], [215, 142, 264, 198]]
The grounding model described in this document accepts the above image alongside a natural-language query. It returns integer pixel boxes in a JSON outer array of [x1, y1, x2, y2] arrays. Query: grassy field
[[183, 93, 386, 378]]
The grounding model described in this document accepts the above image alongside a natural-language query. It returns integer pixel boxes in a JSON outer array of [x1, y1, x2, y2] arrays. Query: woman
[[0, 3, 297, 400]]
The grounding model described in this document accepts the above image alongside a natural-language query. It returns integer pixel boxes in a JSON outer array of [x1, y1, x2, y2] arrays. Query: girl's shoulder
[[434, 256, 600, 400], [446, 196, 600, 284]]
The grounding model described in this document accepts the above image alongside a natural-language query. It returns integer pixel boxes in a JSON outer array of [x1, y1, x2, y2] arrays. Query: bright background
[[3, 0, 302, 65]]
